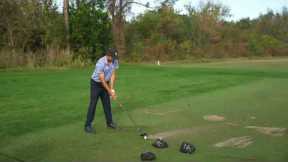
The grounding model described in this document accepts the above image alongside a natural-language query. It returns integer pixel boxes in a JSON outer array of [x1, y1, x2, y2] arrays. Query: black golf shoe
[[107, 122, 117, 129], [84, 126, 96, 134]]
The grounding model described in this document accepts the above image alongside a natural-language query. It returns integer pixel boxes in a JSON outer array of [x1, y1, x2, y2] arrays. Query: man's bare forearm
[[110, 71, 116, 90], [99, 73, 111, 93], [101, 80, 111, 92]]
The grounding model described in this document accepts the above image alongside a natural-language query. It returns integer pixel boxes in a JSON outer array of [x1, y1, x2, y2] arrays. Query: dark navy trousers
[[85, 79, 113, 127]]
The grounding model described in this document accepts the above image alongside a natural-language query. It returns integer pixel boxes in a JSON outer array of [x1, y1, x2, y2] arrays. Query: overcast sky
[[55, 0, 288, 21]]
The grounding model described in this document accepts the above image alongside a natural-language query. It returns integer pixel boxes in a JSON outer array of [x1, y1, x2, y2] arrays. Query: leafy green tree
[[69, 0, 112, 62], [0, 0, 64, 51]]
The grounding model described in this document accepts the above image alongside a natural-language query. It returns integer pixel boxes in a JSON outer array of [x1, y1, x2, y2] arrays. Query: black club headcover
[[179, 142, 196, 154], [152, 138, 168, 148], [140, 152, 156, 161]]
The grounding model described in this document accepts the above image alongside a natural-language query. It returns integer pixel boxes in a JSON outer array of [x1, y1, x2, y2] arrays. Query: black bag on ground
[[152, 138, 168, 148], [140, 152, 156, 161], [179, 142, 196, 154]]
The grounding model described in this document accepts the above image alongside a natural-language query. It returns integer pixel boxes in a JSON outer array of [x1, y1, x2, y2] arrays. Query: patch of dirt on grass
[[220, 155, 264, 162], [148, 128, 199, 139], [148, 126, 219, 139], [203, 115, 225, 122], [214, 136, 253, 148], [144, 110, 183, 116], [245, 126, 287, 136], [225, 122, 240, 127]]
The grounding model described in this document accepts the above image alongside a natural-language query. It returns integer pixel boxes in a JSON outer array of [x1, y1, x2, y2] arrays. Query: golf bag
[[179, 142, 196, 154], [152, 138, 168, 149], [140, 152, 156, 161]]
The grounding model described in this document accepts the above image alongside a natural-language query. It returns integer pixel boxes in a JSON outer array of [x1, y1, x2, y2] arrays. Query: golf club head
[[140, 132, 148, 137]]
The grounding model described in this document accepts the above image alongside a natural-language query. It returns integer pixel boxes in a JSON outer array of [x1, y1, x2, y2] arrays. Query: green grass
[[0, 58, 288, 162]]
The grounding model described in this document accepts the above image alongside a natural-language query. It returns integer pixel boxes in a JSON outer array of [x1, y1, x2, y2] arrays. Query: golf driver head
[[140, 132, 148, 137]]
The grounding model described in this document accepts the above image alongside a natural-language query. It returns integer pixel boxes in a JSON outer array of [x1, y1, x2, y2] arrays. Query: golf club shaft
[[114, 99, 143, 133]]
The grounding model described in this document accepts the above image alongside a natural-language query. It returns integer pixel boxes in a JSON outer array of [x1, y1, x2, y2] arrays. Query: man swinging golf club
[[84, 48, 119, 134]]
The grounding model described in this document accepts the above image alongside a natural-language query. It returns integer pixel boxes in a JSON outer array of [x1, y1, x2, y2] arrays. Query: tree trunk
[[63, 0, 70, 53], [112, 16, 126, 59], [76, 0, 80, 8], [118, 0, 126, 58], [7, 28, 15, 48]]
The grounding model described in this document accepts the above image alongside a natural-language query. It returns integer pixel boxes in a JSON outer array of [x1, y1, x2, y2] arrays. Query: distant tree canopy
[[0, 0, 65, 51], [125, 3, 288, 61], [0, 0, 287, 68]]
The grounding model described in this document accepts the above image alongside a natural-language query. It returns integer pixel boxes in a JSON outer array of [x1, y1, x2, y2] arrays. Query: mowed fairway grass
[[0, 58, 288, 162]]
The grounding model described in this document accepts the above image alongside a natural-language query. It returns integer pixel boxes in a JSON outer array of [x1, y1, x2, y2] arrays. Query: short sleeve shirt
[[91, 56, 119, 82]]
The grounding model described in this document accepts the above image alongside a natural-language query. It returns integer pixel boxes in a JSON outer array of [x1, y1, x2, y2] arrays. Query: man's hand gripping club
[[99, 73, 117, 100]]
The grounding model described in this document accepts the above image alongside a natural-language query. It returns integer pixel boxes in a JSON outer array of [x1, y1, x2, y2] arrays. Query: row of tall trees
[[0, 0, 64, 51], [125, 1, 288, 61], [0, 0, 67, 67], [0, 0, 112, 68], [0, 0, 287, 68]]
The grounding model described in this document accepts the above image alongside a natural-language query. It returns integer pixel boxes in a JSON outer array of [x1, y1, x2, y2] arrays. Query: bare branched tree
[[106, 0, 150, 58]]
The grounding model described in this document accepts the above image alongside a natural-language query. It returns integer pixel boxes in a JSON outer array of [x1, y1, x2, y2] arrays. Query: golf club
[[114, 99, 148, 137]]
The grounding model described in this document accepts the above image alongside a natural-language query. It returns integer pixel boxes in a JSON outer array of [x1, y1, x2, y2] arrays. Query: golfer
[[84, 48, 119, 133]]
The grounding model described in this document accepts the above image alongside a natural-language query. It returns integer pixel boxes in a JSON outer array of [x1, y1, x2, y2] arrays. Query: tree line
[[126, 1, 288, 61], [0, 0, 287, 68]]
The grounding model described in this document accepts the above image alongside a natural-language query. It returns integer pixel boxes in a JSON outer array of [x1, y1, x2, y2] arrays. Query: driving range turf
[[0, 58, 288, 162]]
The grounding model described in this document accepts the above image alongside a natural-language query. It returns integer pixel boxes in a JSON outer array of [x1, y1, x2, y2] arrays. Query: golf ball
[[144, 136, 147, 140]]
